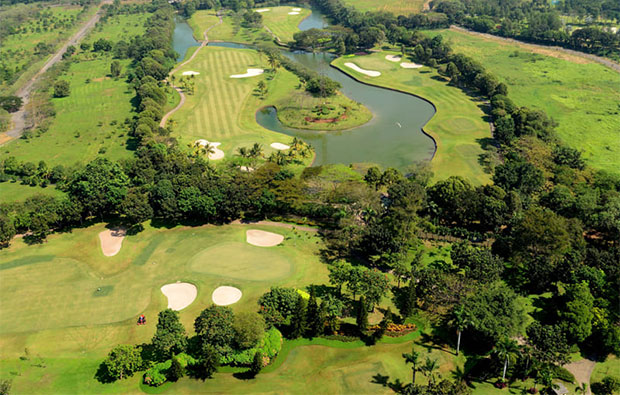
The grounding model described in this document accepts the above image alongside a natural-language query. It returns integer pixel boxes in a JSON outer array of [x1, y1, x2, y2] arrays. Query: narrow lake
[[173, 9, 437, 170]]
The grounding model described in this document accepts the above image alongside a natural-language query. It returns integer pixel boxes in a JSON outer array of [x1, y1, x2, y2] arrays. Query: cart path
[[564, 359, 596, 395], [2, 0, 112, 143], [159, 14, 223, 128], [450, 25, 620, 73]]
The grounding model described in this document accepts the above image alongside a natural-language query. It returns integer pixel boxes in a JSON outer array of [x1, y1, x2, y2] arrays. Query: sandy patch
[[230, 68, 264, 79], [99, 228, 127, 257], [240, 166, 254, 172], [270, 142, 290, 150], [255, 8, 270, 12], [385, 54, 401, 62], [161, 282, 198, 311], [400, 62, 423, 69], [292, 7, 301, 11], [564, 359, 596, 394], [288, 11, 300, 15], [195, 139, 225, 160], [246, 229, 284, 247], [182, 71, 200, 76], [212, 286, 242, 306], [344, 62, 381, 77]]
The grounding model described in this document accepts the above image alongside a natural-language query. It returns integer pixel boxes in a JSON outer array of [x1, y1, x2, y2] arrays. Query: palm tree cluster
[[267, 138, 313, 166]]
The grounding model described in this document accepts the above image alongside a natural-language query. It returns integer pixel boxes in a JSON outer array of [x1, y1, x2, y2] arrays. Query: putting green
[[189, 241, 291, 280]]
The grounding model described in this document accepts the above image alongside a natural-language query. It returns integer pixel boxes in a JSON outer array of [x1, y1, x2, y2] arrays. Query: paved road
[[450, 26, 620, 73], [4, 0, 112, 141], [160, 14, 223, 128]]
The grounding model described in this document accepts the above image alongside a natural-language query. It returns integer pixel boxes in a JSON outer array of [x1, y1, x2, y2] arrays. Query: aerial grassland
[[428, 29, 620, 174], [340, 0, 427, 15]]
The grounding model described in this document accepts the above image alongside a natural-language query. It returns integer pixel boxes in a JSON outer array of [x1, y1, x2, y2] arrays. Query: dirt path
[[2, 1, 112, 143], [450, 26, 620, 73], [564, 359, 596, 395], [159, 14, 223, 128]]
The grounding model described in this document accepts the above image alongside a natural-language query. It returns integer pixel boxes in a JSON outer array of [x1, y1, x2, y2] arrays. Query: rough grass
[[85, 12, 150, 43], [340, 0, 427, 15], [332, 52, 492, 185], [591, 355, 620, 385], [0, 182, 64, 203], [1, 5, 98, 94], [0, 56, 135, 167], [428, 29, 620, 174], [189, 6, 310, 45]]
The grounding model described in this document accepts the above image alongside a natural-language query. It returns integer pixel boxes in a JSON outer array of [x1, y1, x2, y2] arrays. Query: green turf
[[0, 182, 64, 203], [1, 5, 98, 94], [85, 13, 150, 43], [189, 241, 292, 280], [189, 6, 311, 45], [427, 29, 620, 174], [591, 355, 620, 386], [0, 56, 135, 167], [340, 0, 427, 15], [332, 52, 492, 184]]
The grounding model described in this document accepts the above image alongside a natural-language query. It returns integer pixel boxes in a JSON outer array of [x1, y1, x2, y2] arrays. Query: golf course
[[1, 0, 619, 394]]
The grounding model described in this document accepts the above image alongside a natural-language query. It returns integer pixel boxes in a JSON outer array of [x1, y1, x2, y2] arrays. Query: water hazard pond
[[173, 11, 437, 170]]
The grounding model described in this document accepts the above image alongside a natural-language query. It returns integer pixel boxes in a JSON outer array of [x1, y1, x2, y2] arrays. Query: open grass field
[[189, 6, 311, 45], [591, 355, 620, 386], [0, 182, 64, 203], [1, 5, 97, 94], [86, 12, 151, 43], [428, 29, 620, 174], [340, 0, 427, 15], [0, 56, 135, 167], [332, 52, 492, 185]]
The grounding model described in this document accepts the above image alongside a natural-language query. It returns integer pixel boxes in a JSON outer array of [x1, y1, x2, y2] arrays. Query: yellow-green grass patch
[[341, 0, 427, 15], [0, 57, 135, 167], [332, 52, 492, 184], [0, 182, 64, 203], [428, 29, 620, 174], [85, 12, 151, 43], [189, 241, 292, 280]]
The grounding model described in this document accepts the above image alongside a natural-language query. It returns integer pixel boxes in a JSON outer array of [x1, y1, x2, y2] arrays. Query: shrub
[[220, 328, 282, 366], [143, 353, 197, 387], [549, 365, 575, 383]]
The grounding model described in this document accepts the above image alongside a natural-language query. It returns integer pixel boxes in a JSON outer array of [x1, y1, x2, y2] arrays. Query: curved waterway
[[173, 9, 436, 169]]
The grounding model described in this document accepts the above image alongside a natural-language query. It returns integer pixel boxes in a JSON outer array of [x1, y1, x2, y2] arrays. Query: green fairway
[[332, 52, 492, 184], [0, 182, 64, 203], [189, 6, 311, 45], [340, 0, 427, 15], [189, 241, 292, 280], [0, 57, 135, 166], [428, 29, 620, 174]]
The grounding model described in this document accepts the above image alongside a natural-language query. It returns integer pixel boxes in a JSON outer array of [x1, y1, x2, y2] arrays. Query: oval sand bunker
[[99, 228, 126, 257], [212, 286, 242, 306], [246, 229, 284, 247], [161, 283, 197, 311]]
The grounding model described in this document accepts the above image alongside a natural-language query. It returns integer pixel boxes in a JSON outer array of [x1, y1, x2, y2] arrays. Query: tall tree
[[102, 345, 142, 381], [305, 289, 323, 338], [290, 294, 307, 339], [356, 296, 369, 334], [194, 306, 235, 356], [450, 305, 471, 356], [152, 309, 187, 358], [402, 346, 421, 385], [494, 337, 519, 381]]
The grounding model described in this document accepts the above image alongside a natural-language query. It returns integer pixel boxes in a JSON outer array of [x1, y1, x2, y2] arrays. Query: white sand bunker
[[246, 229, 284, 247], [400, 62, 423, 69], [195, 139, 225, 160], [161, 282, 198, 311], [182, 71, 200, 76], [212, 286, 242, 306], [385, 54, 401, 62], [288, 11, 300, 15], [344, 62, 381, 77], [270, 142, 290, 150], [230, 68, 264, 79], [292, 7, 301, 11], [99, 228, 126, 257], [255, 8, 270, 12]]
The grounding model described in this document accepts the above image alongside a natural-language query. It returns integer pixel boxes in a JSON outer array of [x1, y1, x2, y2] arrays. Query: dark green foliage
[[52, 80, 70, 98], [450, 241, 504, 282], [194, 306, 235, 356], [166, 356, 184, 382], [0, 379, 11, 395], [592, 376, 620, 395], [356, 297, 368, 333], [289, 294, 307, 339], [102, 345, 142, 381], [0, 96, 22, 113], [305, 290, 324, 338], [233, 312, 265, 350], [258, 287, 298, 327], [110, 60, 122, 78], [250, 351, 263, 376], [152, 309, 187, 358], [241, 10, 262, 28], [194, 345, 219, 380]]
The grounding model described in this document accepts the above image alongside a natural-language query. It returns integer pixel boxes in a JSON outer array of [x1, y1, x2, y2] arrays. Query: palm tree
[[249, 143, 263, 158], [422, 357, 439, 385], [268, 151, 288, 166], [538, 365, 557, 393], [267, 54, 280, 73], [190, 141, 214, 159], [237, 146, 249, 158], [402, 347, 420, 385], [450, 305, 471, 356], [494, 337, 519, 381]]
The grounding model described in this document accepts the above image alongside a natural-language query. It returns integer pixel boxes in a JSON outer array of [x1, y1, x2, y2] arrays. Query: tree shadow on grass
[[232, 370, 256, 380], [94, 362, 115, 384], [371, 373, 407, 393]]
